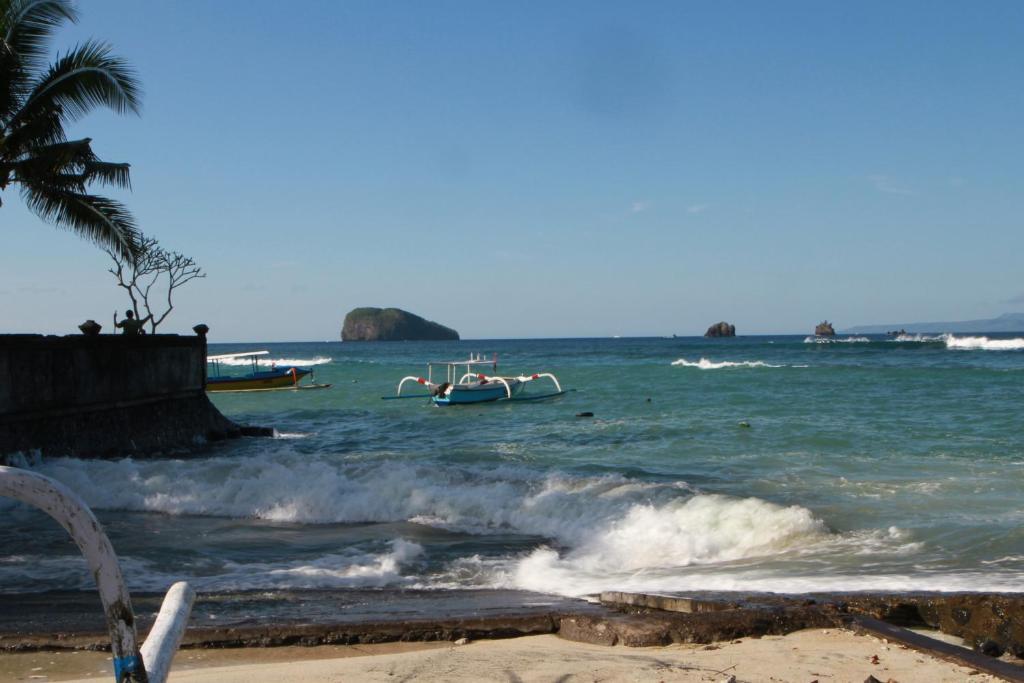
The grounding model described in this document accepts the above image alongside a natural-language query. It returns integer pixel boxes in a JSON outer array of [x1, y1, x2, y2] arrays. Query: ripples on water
[[2, 334, 1022, 601]]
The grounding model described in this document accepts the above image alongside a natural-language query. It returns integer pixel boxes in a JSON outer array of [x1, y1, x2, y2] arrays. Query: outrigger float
[[386, 354, 565, 405], [207, 351, 331, 393]]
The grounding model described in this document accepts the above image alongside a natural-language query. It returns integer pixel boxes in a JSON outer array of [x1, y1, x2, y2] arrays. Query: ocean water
[[2, 334, 1023, 610]]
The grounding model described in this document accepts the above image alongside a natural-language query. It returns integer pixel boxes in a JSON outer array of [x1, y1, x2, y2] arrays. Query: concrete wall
[[0, 335, 242, 459]]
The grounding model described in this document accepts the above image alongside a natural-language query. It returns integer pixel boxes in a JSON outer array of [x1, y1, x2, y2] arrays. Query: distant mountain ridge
[[843, 312, 1024, 334]]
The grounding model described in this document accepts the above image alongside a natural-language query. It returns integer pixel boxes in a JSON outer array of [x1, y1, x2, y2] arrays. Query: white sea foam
[[802, 336, 871, 344], [508, 494, 827, 592], [21, 456, 1011, 597], [494, 560, 1024, 595], [21, 456, 848, 594], [944, 334, 1024, 351], [24, 457, 825, 575], [28, 457, 695, 541], [212, 356, 332, 367], [892, 333, 946, 342], [274, 431, 312, 439], [671, 358, 782, 369]]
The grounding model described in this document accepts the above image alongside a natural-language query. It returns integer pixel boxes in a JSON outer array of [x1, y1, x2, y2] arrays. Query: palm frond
[[25, 157, 133, 190], [16, 39, 141, 127], [1, 98, 64, 149], [21, 182, 141, 260], [9, 137, 94, 178], [82, 159, 131, 189], [1, 0, 77, 71]]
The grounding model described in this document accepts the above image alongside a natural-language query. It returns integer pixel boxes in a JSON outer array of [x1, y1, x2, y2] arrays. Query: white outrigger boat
[[387, 354, 564, 405]]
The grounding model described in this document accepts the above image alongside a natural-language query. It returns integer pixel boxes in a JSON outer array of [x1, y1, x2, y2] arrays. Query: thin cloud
[[1005, 293, 1024, 306], [867, 174, 914, 196], [686, 203, 709, 214], [630, 200, 651, 214]]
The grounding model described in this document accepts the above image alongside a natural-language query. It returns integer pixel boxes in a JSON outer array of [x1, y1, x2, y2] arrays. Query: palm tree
[[0, 0, 142, 260]]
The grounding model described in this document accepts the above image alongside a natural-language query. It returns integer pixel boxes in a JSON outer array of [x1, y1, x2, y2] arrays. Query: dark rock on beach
[[341, 307, 459, 342], [836, 592, 1024, 659], [704, 321, 736, 338], [814, 320, 836, 336]]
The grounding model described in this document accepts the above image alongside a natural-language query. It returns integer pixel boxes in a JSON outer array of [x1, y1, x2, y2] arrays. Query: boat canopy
[[425, 355, 497, 385], [428, 358, 494, 367], [208, 351, 269, 361]]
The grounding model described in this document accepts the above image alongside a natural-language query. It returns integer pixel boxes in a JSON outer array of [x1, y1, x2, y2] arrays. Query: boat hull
[[432, 380, 523, 405], [207, 367, 311, 392]]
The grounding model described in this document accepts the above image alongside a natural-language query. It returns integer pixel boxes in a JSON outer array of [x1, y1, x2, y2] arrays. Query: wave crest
[[945, 335, 1024, 351], [511, 495, 828, 595], [671, 357, 782, 369], [803, 336, 870, 344]]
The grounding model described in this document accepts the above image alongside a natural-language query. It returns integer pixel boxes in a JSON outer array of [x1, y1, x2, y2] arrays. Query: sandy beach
[[2, 629, 1004, 683]]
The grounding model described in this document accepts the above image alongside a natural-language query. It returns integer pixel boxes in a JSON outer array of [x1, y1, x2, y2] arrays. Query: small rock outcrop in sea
[[704, 322, 736, 338], [341, 307, 460, 342], [814, 321, 836, 336]]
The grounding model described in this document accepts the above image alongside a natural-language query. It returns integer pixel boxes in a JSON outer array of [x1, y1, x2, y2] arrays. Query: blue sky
[[2, 1, 1022, 341]]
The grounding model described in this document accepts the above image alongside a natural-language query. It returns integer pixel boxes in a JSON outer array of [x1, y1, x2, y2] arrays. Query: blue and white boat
[[390, 355, 563, 405]]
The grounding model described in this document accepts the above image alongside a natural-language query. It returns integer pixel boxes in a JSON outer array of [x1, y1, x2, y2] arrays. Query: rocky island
[[815, 320, 836, 336], [704, 321, 736, 338], [341, 307, 460, 341]]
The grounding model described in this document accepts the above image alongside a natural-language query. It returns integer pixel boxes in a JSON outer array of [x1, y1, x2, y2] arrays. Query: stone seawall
[[0, 334, 249, 459]]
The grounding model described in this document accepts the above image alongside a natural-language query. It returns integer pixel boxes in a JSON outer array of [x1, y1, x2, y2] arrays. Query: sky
[[2, 1, 1023, 341]]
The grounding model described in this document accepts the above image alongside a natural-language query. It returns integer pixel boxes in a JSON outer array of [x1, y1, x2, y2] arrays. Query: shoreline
[[5, 589, 1024, 649], [3, 589, 1023, 680], [0, 629, 1012, 683]]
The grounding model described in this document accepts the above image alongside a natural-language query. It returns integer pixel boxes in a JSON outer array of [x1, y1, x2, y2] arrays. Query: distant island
[[704, 321, 736, 337], [341, 307, 460, 341], [843, 312, 1024, 334]]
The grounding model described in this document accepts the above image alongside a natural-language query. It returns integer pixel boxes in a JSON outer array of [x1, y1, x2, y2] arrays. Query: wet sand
[[1, 629, 1002, 683]]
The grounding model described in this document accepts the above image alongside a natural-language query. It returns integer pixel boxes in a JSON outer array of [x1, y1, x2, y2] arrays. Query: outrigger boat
[[207, 351, 331, 393], [387, 354, 564, 405]]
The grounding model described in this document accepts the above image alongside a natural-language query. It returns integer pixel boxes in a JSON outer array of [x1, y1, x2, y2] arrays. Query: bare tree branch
[[106, 235, 205, 332]]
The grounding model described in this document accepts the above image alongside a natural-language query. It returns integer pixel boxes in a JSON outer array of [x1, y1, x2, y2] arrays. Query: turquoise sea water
[[2, 334, 1023, 604]]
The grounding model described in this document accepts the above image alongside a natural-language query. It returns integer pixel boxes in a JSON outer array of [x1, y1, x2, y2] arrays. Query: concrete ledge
[[600, 591, 736, 614]]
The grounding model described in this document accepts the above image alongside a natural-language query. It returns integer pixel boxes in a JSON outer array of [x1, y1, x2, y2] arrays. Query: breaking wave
[[803, 336, 871, 344], [944, 335, 1024, 351], [800, 332, 1024, 351], [11, 456, 1010, 596], [671, 357, 783, 369], [892, 333, 946, 342], [17, 456, 832, 591]]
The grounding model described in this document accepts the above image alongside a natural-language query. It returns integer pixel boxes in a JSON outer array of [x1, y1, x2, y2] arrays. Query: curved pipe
[[0, 467, 195, 683], [518, 372, 562, 393], [139, 582, 195, 683], [397, 376, 432, 396], [0, 466, 145, 682], [489, 376, 513, 398]]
